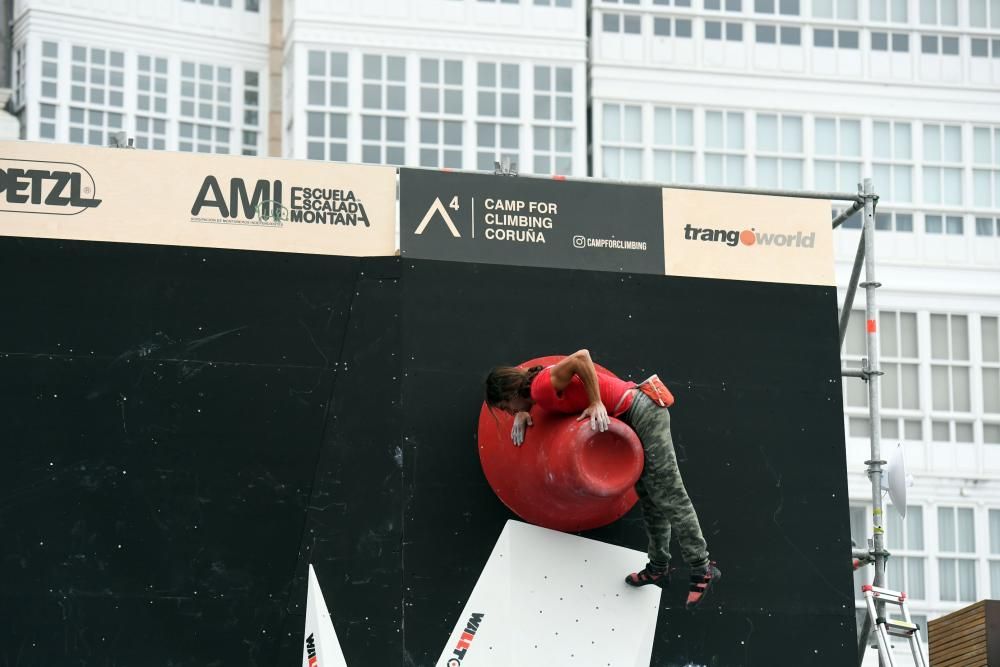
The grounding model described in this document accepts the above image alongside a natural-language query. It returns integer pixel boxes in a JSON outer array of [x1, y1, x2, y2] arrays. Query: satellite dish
[[884, 443, 908, 518]]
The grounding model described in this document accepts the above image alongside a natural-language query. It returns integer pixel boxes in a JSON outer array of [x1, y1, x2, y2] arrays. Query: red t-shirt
[[530, 366, 636, 416]]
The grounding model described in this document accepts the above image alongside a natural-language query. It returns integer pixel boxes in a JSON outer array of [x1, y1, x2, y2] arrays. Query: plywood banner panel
[[0, 141, 396, 257], [662, 187, 836, 286]]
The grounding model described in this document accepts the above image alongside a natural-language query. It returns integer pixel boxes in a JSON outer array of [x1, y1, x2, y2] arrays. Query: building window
[[41, 41, 58, 97], [136, 55, 168, 117], [419, 58, 464, 169], [706, 20, 743, 39], [477, 62, 518, 119], [602, 103, 642, 180], [14, 45, 26, 109], [242, 70, 260, 155], [654, 0, 693, 6], [363, 53, 405, 113], [306, 51, 348, 162], [38, 104, 56, 140], [928, 314, 972, 443], [970, 38, 1000, 58], [306, 112, 348, 162], [179, 62, 231, 153], [421, 58, 463, 116], [923, 123, 962, 205], [983, 316, 1000, 423], [755, 113, 803, 189], [362, 54, 406, 165], [308, 50, 348, 108], [362, 115, 405, 166], [603, 12, 642, 33], [420, 120, 463, 169], [881, 311, 922, 438], [920, 0, 958, 24], [532, 65, 573, 175], [182, 0, 234, 5], [652, 107, 694, 183], [871, 31, 910, 51], [977, 217, 1000, 236], [814, 117, 861, 192], [754, 0, 800, 14], [477, 62, 519, 171], [871, 0, 907, 21], [705, 0, 743, 10], [989, 509, 1000, 597], [872, 121, 912, 203], [756, 23, 799, 43], [973, 127, 1000, 210], [925, 214, 964, 235], [939, 507, 977, 602], [920, 34, 960, 54], [756, 24, 776, 41], [886, 507, 926, 598], [971, 0, 1000, 26], [68, 46, 125, 146], [814, 28, 860, 48], [246, 0, 260, 10], [477, 122, 519, 171], [843, 309, 922, 439], [705, 110, 745, 186], [534, 0, 573, 6], [813, 0, 857, 19], [134, 55, 168, 150], [873, 211, 915, 233]]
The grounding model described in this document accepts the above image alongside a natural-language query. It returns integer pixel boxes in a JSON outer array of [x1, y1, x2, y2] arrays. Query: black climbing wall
[[0, 236, 856, 666], [0, 236, 402, 666], [398, 258, 858, 666]]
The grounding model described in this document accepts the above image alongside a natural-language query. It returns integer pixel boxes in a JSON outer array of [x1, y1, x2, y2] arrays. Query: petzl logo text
[[446, 612, 485, 666], [683, 223, 815, 248], [191, 176, 370, 228], [0, 159, 101, 215], [304, 632, 319, 667]]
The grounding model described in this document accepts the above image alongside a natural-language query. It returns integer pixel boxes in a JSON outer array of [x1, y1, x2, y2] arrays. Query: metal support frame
[[835, 179, 907, 667]]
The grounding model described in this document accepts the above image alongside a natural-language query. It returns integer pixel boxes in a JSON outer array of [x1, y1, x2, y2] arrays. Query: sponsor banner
[[0, 141, 396, 257], [400, 169, 665, 276], [662, 188, 835, 286]]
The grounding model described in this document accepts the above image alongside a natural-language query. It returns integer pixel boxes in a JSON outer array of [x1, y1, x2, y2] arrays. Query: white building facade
[[10, 0, 270, 153], [588, 1, 1000, 660], [9, 0, 1000, 663], [281, 0, 588, 175]]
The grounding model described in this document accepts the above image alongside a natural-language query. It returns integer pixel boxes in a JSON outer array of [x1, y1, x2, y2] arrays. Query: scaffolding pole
[[849, 178, 888, 667], [840, 233, 866, 347]]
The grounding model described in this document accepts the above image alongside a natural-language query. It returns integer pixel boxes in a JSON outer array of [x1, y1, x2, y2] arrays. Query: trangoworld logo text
[[446, 612, 485, 666], [191, 176, 370, 227], [683, 223, 815, 248], [305, 632, 319, 667], [0, 160, 102, 215]]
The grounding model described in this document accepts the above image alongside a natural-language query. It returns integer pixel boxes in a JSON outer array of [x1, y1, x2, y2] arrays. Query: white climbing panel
[[303, 563, 349, 667], [436, 520, 661, 666]]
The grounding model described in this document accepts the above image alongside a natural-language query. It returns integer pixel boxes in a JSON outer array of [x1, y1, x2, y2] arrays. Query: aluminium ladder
[[861, 584, 928, 667]]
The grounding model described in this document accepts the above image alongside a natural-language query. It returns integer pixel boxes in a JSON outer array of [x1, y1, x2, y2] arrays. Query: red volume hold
[[477, 356, 644, 532]]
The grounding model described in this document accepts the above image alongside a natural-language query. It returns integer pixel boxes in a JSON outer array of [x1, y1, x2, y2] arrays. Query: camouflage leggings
[[621, 392, 709, 569]]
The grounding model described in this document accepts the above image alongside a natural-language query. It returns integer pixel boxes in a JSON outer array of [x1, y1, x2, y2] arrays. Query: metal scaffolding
[[655, 176, 893, 665]]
